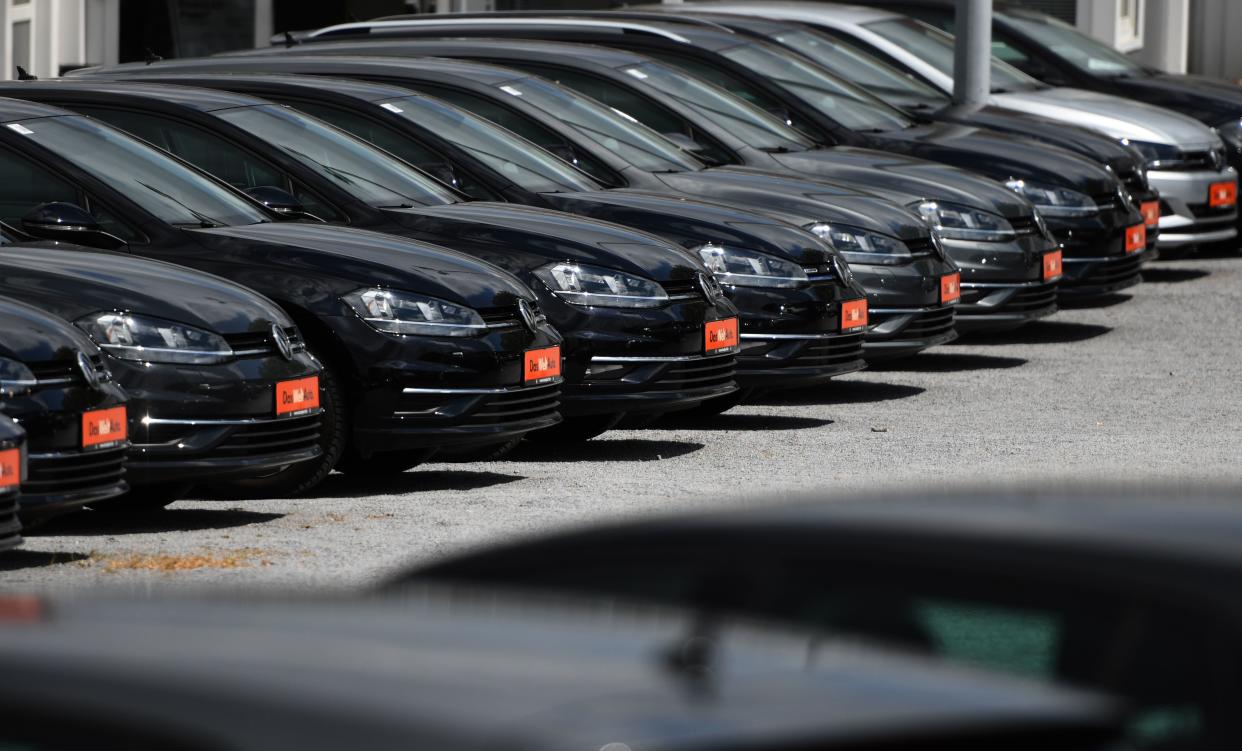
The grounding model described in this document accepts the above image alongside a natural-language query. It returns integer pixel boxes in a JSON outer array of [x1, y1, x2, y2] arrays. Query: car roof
[[291, 37, 657, 70], [0, 95, 75, 121], [0, 590, 1117, 750], [689, 2, 907, 25], [120, 72, 419, 104], [0, 79, 268, 111]]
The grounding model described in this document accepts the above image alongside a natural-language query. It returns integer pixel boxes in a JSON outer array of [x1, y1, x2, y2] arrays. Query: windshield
[[719, 40, 915, 131], [215, 104, 458, 208], [9, 115, 267, 227], [618, 62, 815, 152], [493, 77, 703, 172], [379, 95, 600, 193], [772, 28, 950, 109], [865, 18, 1044, 94], [1002, 12, 1146, 78]]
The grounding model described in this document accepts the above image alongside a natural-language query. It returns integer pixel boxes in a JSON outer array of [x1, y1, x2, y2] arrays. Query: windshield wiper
[[137, 180, 224, 227]]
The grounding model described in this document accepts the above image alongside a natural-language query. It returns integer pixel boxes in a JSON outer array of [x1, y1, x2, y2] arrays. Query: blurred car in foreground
[[0, 414, 24, 551], [402, 491, 1242, 750], [0, 589, 1127, 750]]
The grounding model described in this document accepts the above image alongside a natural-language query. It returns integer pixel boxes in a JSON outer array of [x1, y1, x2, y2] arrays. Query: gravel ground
[[4, 255, 1240, 594]]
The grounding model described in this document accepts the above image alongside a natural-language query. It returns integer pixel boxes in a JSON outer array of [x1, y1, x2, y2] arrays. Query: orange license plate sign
[[1209, 180, 1237, 208], [1125, 224, 1147, 254], [82, 406, 126, 449], [704, 317, 739, 353], [940, 272, 961, 304], [0, 448, 19, 490], [276, 376, 320, 416], [1140, 200, 1160, 227], [523, 346, 561, 384], [1042, 249, 1064, 281], [840, 298, 868, 331]]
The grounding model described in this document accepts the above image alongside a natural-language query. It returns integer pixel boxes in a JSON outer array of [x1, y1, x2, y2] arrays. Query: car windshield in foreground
[[719, 40, 916, 132], [379, 94, 601, 193], [10, 115, 268, 227], [493, 76, 705, 173], [215, 104, 459, 208], [1002, 12, 1147, 78], [618, 62, 815, 152], [865, 18, 1045, 94], [772, 27, 950, 110]]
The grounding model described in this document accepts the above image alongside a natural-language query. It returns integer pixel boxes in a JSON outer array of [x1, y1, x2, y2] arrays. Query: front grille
[[1116, 168, 1149, 196], [461, 383, 561, 427], [906, 236, 938, 257], [1176, 149, 1226, 171], [477, 305, 524, 329], [1091, 192, 1122, 211], [24, 355, 109, 388], [661, 278, 702, 300], [1009, 216, 1040, 235], [1004, 282, 1059, 313], [212, 413, 322, 458], [650, 354, 735, 391], [804, 260, 837, 283], [23, 445, 126, 499], [0, 492, 19, 550], [223, 327, 304, 358], [1073, 253, 1144, 287]]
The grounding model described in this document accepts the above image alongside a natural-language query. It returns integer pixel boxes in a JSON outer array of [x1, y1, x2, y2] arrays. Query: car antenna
[[143, 48, 163, 65], [15, 66, 36, 81], [283, 31, 298, 48]]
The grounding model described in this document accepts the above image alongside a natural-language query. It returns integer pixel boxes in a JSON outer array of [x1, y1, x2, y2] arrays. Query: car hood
[[0, 245, 290, 335], [993, 87, 1218, 149], [389, 202, 709, 282], [940, 105, 1146, 173], [880, 121, 1119, 194], [767, 147, 1035, 219], [0, 294, 100, 364], [1124, 73, 1242, 126], [538, 189, 837, 265], [190, 222, 535, 310]]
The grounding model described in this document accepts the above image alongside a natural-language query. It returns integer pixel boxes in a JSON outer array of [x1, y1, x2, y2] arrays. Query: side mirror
[[21, 202, 127, 250], [661, 132, 707, 153], [246, 186, 306, 214]]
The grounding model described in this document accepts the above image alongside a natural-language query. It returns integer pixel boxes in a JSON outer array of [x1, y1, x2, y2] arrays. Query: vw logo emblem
[[518, 299, 539, 331], [76, 351, 101, 390], [697, 273, 723, 300], [271, 324, 294, 361]]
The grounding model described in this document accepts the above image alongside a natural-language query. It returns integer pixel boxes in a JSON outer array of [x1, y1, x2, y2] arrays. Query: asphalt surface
[[4, 255, 1240, 593]]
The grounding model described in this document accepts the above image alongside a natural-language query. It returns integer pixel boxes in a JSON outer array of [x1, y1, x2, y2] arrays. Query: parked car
[[0, 233, 322, 509], [0, 96, 564, 489], [0, 296, 127, 522], [0, 588, 1128, 750], [402, 490, 1242, 750], [679, 1, 1240, 253], [12, 80, 857, 411], [0, 414, 25, 551]]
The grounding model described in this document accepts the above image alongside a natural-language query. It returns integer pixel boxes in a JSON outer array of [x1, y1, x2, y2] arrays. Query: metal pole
[[952, 0, 992, 111]]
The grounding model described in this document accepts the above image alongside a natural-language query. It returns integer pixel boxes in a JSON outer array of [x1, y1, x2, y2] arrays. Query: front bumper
[[1147, 167, 1239, 248], [572, 353, 736, 415], [864, 305, 959, 360], [943, 232, 1059, 333], [957, 280, 1059, 332], [1059, 247, 1147, 297], [0, 488, 21, 552]]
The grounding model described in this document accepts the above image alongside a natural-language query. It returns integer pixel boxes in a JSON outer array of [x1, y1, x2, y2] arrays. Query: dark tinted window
[[0, 146, 139, 241]]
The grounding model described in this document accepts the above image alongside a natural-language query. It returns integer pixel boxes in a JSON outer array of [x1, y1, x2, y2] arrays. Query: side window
[[0, 147, 141, 242], [992, 38, 1033, 66]]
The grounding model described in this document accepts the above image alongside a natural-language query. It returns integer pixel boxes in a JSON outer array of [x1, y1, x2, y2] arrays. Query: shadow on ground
[[1142, 267, 1211, 284], [755, 379, 925, 406], [28, 508, 284, 537], [649, 413, 833, 432], [965, 320, 1112, 346], [1059, 293, 1132, 310], [0, 550, 89, 571], [300, 470, 524, 498], [870, 352, 1027, 373], [507, 438, 703, 462]]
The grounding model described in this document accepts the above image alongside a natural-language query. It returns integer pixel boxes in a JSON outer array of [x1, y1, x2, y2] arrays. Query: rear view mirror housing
[[245, 186, 325, 222], [20, 202, 127, 251]]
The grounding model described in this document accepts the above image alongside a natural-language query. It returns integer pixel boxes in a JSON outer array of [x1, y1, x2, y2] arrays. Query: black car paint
[[0, 413, 24, 550], [0, 296, 127, 520]]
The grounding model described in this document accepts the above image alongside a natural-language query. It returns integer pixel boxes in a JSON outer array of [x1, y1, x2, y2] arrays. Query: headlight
[[0, 357, 36, 397], [1004, 179, 1098, 218], [912, 201, 1015, 242], [534, 262, 669, 308], [808, 223, 913, 265], [1216, 120, 1242, 152], [75, 313, 232, 364], [343, 288, 487, 337], [695, 244, 808, 288], [1121, 138, 1183, 169]]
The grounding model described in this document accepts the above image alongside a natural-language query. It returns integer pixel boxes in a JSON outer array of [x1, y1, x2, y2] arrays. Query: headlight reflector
[[535, 262, 669, 308], [807, 223, 913, 265], [1004, 179, 1098, 218], [0, 357, 36, 397], [75, 313, 232, 364], [912, 201, 1015, 242], [695, 244, 808, 288], [344, 288, 487, 337]]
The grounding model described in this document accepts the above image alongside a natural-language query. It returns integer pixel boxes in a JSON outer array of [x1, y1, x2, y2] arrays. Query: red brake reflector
[[704, 317, 739, 353], [276, 376, 320, 416], [523, 346, 561, 384], [82, 406, 127, 449], [840, 299, 868, 331], [1209, 180, 1237, 208], [1140, 200, 1160, 228], [940, 272, 961, 304], [1125, 224, 1146, 254], [1042, 249, 1064, 281], [0, 448, 19, 490]]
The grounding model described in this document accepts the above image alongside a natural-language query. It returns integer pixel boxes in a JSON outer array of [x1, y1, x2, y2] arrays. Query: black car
[[8, 80, 854, 408], [0, 590, 1128, 751], [403, 491, 1242, 751], [0, 413, 25, 552], [82, 58, 963, 357], [0, 233, 322, 508], [0, 97, 564, 491], [288, 15, 1147, 297], [0, 296, 128, 522]]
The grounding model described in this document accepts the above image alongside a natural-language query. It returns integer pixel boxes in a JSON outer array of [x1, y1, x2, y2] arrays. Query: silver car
[[683, 1, 1239, 250]]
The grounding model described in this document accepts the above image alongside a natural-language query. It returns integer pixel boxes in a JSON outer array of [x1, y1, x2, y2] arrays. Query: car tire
[[207, 360, 347, 499], [436, 437, 524, 463], [525, 413, 624, 443], [88, 482, 194, 512]]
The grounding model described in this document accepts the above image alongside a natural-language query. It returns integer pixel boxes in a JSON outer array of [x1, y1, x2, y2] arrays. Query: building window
[[1116, 0, 1145, 52], [11, 20, 30, 71]]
